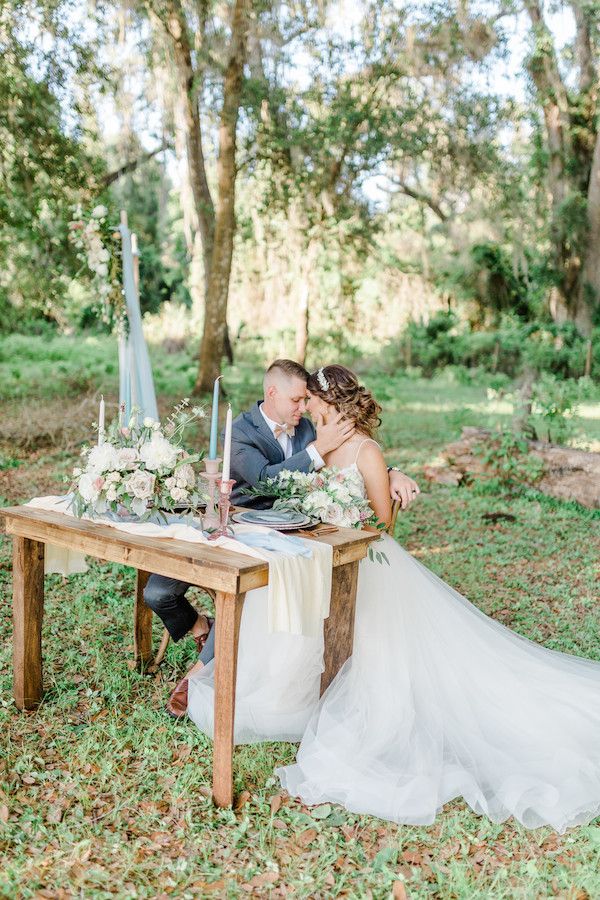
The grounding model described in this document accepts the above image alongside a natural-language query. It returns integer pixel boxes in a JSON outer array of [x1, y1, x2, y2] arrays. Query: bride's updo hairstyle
[[306, 365, 382, 437]]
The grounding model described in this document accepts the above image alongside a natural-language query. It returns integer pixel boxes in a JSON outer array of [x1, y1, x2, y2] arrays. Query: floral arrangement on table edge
[[245, 468, 389, 564], [68, 400, 208, 521], [69, 203, 125, 328]]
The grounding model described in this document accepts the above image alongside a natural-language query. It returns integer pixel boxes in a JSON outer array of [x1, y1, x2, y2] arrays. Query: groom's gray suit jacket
[[230, 401, 317, 508]]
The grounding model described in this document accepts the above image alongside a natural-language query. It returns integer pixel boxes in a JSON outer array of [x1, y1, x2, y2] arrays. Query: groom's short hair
[[264, 359, 309, 388]]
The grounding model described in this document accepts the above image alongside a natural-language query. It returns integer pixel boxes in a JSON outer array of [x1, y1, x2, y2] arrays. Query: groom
[[143, 358, 419, 716]]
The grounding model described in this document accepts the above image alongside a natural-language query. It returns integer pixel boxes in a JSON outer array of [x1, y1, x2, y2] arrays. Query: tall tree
[[525, 0, 600, 334], [146, 0, 251, 392]]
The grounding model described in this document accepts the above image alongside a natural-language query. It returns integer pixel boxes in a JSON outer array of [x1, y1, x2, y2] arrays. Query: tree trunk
[[578, 128, 600, 336], [525, 0, 598, 332], [149, 0, 215, 297], [195, 0, 250, 393], [295, 280, 310, 366], [294, 239, 318, 366]]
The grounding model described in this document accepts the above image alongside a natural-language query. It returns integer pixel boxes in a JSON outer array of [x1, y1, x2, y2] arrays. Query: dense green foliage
[[2, 1, 600, 365]]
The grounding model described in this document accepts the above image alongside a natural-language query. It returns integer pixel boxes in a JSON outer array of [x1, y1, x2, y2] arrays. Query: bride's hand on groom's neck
[[312, 412, 356, 458]]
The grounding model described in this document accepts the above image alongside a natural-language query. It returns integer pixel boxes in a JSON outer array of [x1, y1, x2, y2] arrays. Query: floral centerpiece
[[247, 467, 375, 528], [245, 467, 389, 562], [69, 400, 207, 520]]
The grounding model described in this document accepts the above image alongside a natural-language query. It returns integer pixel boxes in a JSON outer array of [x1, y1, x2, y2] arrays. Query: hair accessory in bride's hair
[[316, 367, 330, 391]]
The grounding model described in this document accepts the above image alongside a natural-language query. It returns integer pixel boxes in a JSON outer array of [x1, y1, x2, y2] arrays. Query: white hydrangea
[[116, 447, 138, 471], [78, 473, 99, 503], [87, 443, 119, 474], [305, 490, 331, 513], [139, 434, 179, 471]]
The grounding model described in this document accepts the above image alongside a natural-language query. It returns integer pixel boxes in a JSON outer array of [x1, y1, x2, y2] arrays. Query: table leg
[[133, 570, 153, 667], [320, 559, 360, 696], [13, 537, 45, 709], [212, 590, 245, 807]]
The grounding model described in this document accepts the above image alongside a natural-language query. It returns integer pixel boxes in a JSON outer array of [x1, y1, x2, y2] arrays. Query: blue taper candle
[[208, 376, 221, 459]]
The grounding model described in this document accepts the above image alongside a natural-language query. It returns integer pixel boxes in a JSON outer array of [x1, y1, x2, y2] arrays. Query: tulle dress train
[[188, 468, 600, 833]]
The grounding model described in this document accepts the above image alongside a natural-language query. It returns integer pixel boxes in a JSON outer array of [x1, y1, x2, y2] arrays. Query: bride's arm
[[357, 442, 392, 531]]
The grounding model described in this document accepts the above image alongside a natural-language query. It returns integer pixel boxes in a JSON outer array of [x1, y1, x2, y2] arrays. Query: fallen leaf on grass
[[310, 803, 332, 820], [234, 790, 251, 811], [296, 827, 318, 847], [245, 872, 279, 889], [270, 793, 283, 815], [391, 881, 408, 900], [190, 879, 226, 892], [46, 805, 65, 824], [0, 805, 8, 823]]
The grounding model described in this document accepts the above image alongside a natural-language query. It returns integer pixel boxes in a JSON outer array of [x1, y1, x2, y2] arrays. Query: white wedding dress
[[188, 461, 600, 833]]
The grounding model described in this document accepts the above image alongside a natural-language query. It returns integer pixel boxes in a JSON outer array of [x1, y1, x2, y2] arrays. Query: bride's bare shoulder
[[356, 438, 386, 472]]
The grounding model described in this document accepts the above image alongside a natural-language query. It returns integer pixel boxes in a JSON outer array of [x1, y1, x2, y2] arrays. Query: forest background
[[3, 0, 600, 389]]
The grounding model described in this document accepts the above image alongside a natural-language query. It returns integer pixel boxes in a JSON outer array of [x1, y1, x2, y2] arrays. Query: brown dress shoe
[[191, 615, 214, 654], [166, 676, 189, 719]]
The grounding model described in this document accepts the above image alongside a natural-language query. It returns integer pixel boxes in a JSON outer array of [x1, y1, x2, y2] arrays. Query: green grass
[[1, 334, 600, 898]]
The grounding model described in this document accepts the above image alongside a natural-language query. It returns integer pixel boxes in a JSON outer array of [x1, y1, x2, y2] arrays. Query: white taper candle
[[98, 395, 105, 445], [221, 404, 233, 482]]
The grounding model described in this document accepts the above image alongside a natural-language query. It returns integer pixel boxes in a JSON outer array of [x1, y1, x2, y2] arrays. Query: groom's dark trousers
[[143, 400, 317, 658]]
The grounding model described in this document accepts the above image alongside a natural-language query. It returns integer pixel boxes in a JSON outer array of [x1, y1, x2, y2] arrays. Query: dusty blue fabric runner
[[118, 222, 158, 422]]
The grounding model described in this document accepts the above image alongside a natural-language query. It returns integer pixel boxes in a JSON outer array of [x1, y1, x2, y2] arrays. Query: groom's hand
[[313, 412, 355, 456], [389, 469, 420, 509]]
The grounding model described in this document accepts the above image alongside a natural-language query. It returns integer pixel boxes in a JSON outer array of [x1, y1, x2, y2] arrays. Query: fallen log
[[424, 427, 600, 509]]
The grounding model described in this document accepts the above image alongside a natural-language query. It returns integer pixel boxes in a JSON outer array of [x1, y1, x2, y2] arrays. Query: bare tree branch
[[102, 140, 172, 186], [387, 178, 449, 222]]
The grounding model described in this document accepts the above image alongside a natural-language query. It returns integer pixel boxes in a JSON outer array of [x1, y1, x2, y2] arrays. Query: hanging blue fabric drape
[[118, 221, 159, 423]]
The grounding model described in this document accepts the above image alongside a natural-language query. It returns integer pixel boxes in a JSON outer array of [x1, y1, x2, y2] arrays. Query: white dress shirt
[[259, 404, 324, 469]]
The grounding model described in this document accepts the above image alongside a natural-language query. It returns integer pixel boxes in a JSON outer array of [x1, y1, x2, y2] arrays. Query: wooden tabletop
[[0, 506, 379, 594]]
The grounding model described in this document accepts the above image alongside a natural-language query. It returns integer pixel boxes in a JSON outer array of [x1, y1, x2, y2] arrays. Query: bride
[[188, 364, 600, 833]]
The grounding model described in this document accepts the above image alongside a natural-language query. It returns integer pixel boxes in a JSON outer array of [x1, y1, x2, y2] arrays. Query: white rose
[[164, 476, 177, 491], [176, 463, 195, 487], [143, 417, 157, 428], [88, 443, 119, 474], [324, 503, 344, 526], [106, 470, 121, 483], [116, 447, 137, 471], [171, 487, 188, 502], [345, 505, 361, 526], [139, 434, 179, 471], [92, 204, 108, 218], [95, 263, 108, 278], [106, 486, 118, 502], [124, 470, 155, 500]]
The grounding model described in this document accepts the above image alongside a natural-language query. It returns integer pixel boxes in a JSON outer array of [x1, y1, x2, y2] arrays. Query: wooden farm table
[[0, 506, 379, 806]]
